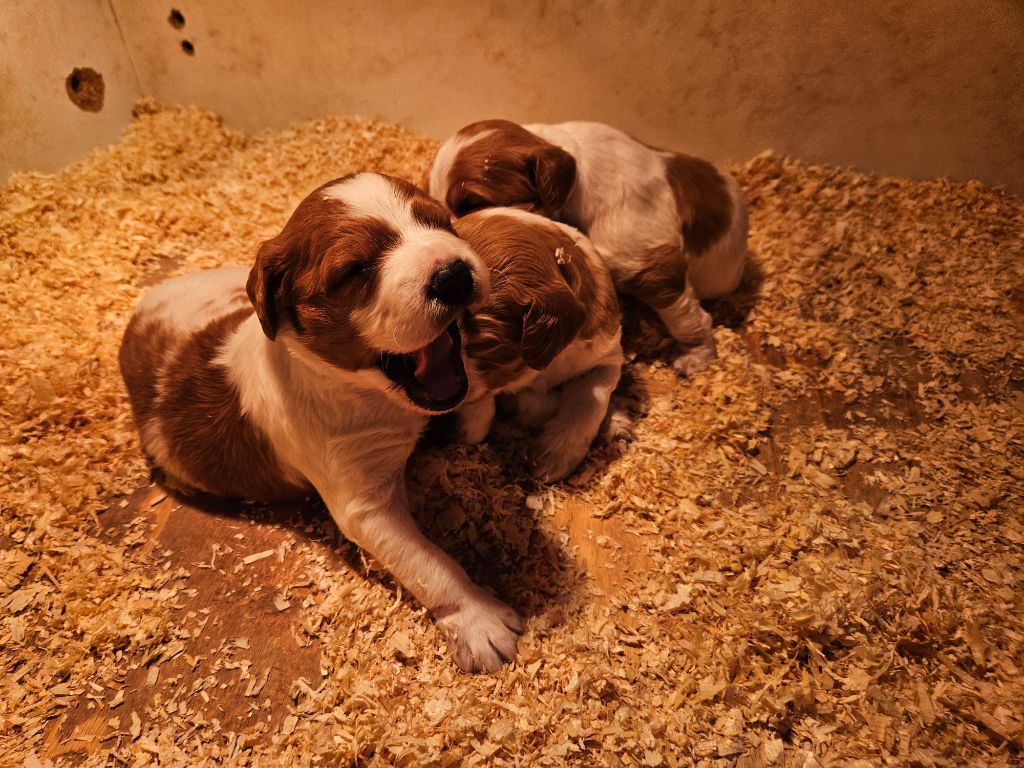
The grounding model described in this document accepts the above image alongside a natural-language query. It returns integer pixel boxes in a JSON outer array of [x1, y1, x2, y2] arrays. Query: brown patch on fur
[[160, 309, 309, 500], [456, 211, 618, 389], [619, 243, 689, 309], [446, 120, 576, 219], [410, 195, 456, 234], [119, 314, 180, 432], [664, 154, 732, 256]]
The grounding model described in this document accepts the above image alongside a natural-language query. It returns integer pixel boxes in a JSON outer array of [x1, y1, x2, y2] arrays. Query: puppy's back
[[119, 267, 308, 501]]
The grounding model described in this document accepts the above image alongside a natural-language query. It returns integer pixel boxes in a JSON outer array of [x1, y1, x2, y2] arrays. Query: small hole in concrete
[[65, 67, 105, 112], [181, 39, 195, 55], [168, 9, 185, 28]]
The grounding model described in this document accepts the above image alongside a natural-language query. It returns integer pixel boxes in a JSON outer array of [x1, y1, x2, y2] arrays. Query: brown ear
[[246, 239, 286, 340], [531, 146, 576, 216], [521, 289, 586, 370]]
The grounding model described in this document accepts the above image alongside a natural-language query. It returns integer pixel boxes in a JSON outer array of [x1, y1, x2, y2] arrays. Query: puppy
[[119, 172, 525, 673], [428, 119, 748, 375], [453, 208, 623, 482]]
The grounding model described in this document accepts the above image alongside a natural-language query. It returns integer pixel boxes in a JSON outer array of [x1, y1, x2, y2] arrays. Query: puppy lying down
[[119, 173, 524, 672], [429, 119, 748, 376], [454, 208, 623, 482]]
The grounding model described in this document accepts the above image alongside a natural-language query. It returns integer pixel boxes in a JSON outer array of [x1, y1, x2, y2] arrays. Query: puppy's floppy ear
[[247, 238, 287, 340], [530, 145, 577, 216], [521, 288, 586, 370]]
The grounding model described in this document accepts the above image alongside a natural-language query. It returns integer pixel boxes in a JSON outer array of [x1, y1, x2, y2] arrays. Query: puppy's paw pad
[[672, 345, 717, 377], [435, 593, 524, 674]]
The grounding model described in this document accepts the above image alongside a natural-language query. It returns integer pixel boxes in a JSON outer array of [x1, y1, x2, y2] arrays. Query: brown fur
[[121, 174, 473, 502], [119, 312, 180, 430], [446, 120, 576, 218], [410, 195, 456, 233], [619, 244, 690, 309], [664, 154, 732, 257], [455, 211, 618, 391]]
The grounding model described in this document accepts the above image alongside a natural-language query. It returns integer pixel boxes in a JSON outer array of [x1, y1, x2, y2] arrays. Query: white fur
[[131, 267, 253, 491], [685, 172, 748, 300], [525, 121, 747, 298], [461, 332, 623, 482], [323, 173, 420, 230], [355, 229, 486, 352], [135, 266, 251, 336], [526, 122, 745, 374]]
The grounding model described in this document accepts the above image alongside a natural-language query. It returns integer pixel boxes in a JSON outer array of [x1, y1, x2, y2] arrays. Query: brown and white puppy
[[428, 119, 748, 375], [453, 208, 622, 482], [119, 172, 525, 673]]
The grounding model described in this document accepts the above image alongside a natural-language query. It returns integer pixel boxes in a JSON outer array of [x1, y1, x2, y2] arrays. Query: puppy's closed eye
[[322, 258, 377, 296]]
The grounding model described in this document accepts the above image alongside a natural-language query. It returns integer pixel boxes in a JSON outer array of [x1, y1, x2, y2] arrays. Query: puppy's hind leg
[[624, 245, 716, 377], [533, 355, 622, 482], [656, 280, 716, 377]]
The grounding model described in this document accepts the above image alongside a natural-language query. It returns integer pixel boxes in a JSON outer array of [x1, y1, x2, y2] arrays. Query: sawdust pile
[[2, 103, 1022, 767]]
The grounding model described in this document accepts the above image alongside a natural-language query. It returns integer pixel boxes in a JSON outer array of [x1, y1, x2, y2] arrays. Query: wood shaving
[[1, 102, 1022, 767]]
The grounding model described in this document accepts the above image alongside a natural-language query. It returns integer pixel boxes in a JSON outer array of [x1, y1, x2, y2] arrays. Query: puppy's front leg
[[323, 478, 524, 673], [533, 355, 622, 482], [456, 394, 496, 445]]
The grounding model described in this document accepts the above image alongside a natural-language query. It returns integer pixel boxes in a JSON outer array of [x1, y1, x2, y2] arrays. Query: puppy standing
[[428, 119, 748, 375], [453, 208, 622, 482], [119, 173, 523, 673]]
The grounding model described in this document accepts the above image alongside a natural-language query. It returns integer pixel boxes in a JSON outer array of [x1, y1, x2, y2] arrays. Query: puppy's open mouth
[[378, 323, 468, 412]]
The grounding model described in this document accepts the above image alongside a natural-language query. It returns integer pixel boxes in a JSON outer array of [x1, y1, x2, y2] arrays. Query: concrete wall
[[3, 1, 1023, 193]]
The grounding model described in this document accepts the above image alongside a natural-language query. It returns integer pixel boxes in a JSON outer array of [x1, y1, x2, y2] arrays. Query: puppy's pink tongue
[[413, 331, 462, 401]]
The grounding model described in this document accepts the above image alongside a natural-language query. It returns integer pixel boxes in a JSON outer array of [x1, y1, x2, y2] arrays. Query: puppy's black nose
[[428, 260, 475, 307]]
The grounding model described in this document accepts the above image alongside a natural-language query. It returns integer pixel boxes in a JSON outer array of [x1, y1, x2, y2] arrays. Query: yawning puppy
[[428, 119, 748, 375], [453, 208, 623, 482], [119, 173, 525, 673]]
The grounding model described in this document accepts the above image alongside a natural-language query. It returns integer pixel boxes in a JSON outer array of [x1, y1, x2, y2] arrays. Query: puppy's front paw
[[672, 342, 717, 377], [456, 412, 490, 445], [455, 395, 495, 445], [533, 425, 591, 482], [434, 590, 524, 673]]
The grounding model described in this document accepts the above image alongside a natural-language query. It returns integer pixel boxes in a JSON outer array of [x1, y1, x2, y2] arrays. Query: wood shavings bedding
[[1, 102, 1022, 767]]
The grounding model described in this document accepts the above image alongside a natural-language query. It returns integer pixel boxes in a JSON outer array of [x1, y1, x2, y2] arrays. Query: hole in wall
[[181, 39, 195, 56], [168, 8, 185, 28], [65, 67, 105, 112]]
